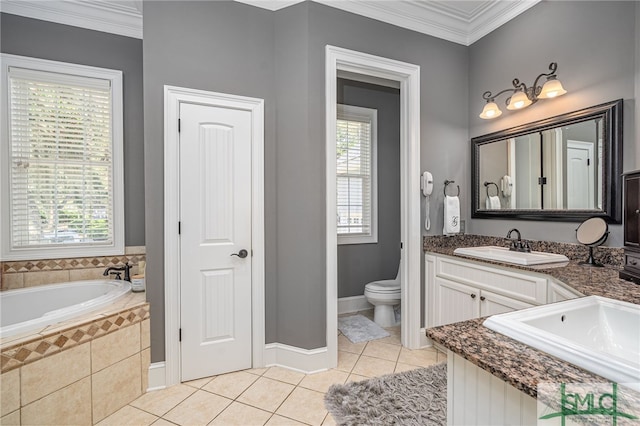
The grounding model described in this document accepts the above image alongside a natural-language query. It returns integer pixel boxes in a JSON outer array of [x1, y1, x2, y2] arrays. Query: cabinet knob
[[635, 209, 640, 214], [480, 296, 486, 301], [470, 293, 477, 299]]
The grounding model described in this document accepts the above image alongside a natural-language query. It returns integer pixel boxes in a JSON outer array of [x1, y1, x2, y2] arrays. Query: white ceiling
[[0, 0, 540, 45]]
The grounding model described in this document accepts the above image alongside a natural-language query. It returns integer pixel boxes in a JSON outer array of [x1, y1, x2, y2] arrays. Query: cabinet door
[[435, 277, 480, 326], [480, 290, 534, 316], [624, 174, 640, 247]]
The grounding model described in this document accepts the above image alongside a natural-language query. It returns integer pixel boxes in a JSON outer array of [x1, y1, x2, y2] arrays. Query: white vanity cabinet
[[426, 254, 549, 328]]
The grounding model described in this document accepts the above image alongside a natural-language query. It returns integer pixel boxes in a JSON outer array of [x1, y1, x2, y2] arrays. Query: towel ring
[[444, 180, 460, 197], [484, 181, 499, 197]]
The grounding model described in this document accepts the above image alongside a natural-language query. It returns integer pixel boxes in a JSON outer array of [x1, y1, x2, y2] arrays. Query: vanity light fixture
[[479, 62, 567, 119]]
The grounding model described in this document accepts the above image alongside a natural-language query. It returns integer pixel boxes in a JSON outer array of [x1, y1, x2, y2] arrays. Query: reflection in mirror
[[472, 100, 622, 222], [478, 120, 603, 211]]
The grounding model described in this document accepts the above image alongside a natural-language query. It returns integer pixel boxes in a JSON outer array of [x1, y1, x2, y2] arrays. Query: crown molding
[[466, 0, 540, 45], [0, 0, 143, 39]]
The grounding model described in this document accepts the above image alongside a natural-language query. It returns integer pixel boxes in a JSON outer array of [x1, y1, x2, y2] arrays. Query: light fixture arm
[[531, 62, 559, 98], [482, 88, 517, 103]]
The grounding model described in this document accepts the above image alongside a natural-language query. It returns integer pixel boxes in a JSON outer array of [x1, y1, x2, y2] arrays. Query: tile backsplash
[[0, 246, 146, 291]]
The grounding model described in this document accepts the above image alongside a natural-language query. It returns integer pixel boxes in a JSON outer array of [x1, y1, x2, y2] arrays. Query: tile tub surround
[[0, 246, 146, 291], [1, 296, 150, 424], [424, 234, 624, 267]]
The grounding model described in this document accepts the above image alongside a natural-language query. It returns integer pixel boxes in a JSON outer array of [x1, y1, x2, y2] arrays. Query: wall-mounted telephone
[[421, 172, 433, 230], [421, 172, 433, 196]]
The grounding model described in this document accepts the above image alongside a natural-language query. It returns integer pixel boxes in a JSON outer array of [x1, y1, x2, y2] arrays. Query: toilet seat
[[365, 280, 400, 294]]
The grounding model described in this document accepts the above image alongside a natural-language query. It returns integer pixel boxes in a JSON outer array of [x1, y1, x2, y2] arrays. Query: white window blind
[[336, 104, 377, 244], [6, 64, 117, 252]]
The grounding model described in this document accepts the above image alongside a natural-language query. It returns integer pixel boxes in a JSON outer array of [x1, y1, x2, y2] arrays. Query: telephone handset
[[422, 172, 433, 196], [421, 172, 433, 230]]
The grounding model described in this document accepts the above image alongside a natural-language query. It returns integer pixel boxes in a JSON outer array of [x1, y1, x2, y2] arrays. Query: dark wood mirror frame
[[471, 99, 623, 223]]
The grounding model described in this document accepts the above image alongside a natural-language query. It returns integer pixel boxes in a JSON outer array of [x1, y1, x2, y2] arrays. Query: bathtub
[[0, 280, 132, 338], [484, 296, 640, 391]]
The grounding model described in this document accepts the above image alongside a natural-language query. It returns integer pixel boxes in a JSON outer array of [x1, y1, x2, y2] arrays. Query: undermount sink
[[483, 296, 640, 390], [453, 245, 569, 265]]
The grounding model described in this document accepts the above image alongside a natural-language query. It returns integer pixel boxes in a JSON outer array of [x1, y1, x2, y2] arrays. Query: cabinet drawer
[[625, 252, 640, 273], [436, 257, 547, 305]]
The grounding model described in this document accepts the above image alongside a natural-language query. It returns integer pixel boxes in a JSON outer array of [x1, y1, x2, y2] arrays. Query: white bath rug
[[338, 314, 390, 344]]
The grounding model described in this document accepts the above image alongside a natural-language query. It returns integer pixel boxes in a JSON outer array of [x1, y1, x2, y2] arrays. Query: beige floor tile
[[375, 333, 402, 346], [275, 387, 327, 426], [262, 366, 305, 385], [351, 355, 396, 377], [385, 325, 401, 335], [264, 415, 307, 425], [151, 418, 178, 426], [203, 371, 259, 399], [362, 341, 401, 361], [245, 367, 269, 376], [298, 369, 349, 393], [163, 390, 231, 426], [346, 374, 369, 383], [208, 401, 271, 425], [335, 351, 359, 372], [437, 350, 448, 362], [237, 377, 294, 412], [184, 376, 215, 389], [394, 362, 421, 373], [337, 335, 366, 354], [131, 384, 196, 417], [322, 413, 337, 425], [397, 347, 439, 367], [95, 404, 158, 426]]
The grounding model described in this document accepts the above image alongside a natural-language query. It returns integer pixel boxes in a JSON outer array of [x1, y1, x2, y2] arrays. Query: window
[[1, 54, 124, 260], [336, 104, 377, 245]]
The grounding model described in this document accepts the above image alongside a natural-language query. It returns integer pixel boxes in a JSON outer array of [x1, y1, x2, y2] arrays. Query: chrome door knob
[[231, 249, 248, 259]]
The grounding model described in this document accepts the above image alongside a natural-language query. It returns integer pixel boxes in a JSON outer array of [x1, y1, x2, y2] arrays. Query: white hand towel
[[443, 195, 460, 235], [486, 195, 501, 210]]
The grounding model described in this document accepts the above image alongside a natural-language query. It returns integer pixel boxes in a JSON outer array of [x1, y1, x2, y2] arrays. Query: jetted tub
[[0, 280, 131, 338], [484, 296, 640, 390]]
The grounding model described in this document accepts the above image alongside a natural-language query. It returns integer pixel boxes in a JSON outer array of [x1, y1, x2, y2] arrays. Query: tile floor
[[97, 311, 445, 426]]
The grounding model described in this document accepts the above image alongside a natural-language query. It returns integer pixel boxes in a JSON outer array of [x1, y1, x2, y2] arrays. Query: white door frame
[[164, 85, 265, 386], [325, 45, 422, 366]]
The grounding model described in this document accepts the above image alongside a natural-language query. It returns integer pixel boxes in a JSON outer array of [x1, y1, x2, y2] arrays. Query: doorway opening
[[325, 46, 421, 368]]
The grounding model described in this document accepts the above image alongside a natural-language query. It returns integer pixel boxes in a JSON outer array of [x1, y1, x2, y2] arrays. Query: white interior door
[[567, 140, 595, 209], [179, 102, 253, 381]]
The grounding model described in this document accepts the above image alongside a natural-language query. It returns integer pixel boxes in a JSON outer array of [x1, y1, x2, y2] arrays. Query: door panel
[[480, 290, 534, 317], [179, 102, 252, 381], [435, 277, 479, 326]]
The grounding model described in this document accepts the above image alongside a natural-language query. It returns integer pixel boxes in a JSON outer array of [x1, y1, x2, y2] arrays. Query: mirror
[[472, 99, 623, 222]]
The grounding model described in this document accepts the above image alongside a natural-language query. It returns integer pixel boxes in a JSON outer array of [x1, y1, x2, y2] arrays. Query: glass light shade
[[538, 78, 567, 99], [506, 91, 532, 110], [479, 101, 502, 119]]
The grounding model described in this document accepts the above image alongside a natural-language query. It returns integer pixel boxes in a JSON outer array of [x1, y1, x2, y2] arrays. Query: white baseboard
[[338, 295, 373, 315], [147, 362, 166, 391], [419, 327, 433, 348], [264, 343, 328, 374]]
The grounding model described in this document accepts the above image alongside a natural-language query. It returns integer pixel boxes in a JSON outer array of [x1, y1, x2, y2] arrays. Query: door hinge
[[538, 177, 547, 185], [178, 221, 181, 235], [178, 118, 181, 133], [587, 158, 591, 166], [179, 328, 182, 342], [400, 242, 403, 249]]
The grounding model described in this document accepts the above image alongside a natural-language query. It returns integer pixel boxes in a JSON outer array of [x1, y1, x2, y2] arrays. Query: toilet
[[364, 264, 401, 327]]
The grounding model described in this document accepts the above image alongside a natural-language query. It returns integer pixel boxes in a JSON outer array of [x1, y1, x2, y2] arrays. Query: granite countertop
[[423, 235, 640, 398]]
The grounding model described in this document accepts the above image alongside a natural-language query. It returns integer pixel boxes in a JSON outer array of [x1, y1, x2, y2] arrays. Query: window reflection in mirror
[[478, 118, 603, 211]]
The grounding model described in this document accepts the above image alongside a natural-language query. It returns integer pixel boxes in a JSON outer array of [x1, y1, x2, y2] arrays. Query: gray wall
[[143, 1, 277, 361], [337, 79, 401, 298], [468, 1, 638, 247], [0, 13, 145, 247], [143, 0, 468, 360]]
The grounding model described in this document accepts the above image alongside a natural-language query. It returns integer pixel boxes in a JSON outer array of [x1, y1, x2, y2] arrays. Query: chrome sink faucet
[[506, 228, 531, 253], [103, 263, 132, 282]]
